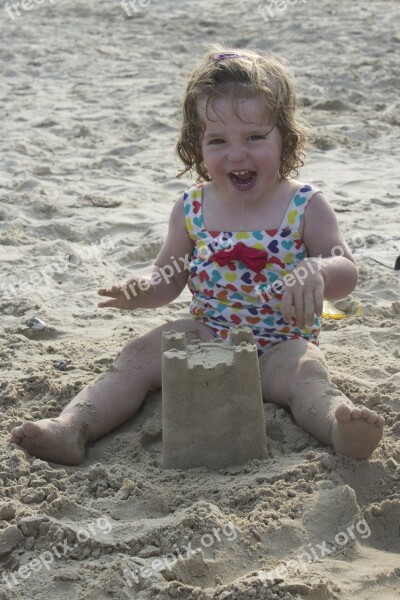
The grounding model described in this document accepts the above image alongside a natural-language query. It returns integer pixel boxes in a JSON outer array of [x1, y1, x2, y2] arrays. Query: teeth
[[231, 170, 251, 176]]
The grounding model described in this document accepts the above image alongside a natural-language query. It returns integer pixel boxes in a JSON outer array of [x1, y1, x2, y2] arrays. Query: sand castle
[[162, 326, 268, 470]]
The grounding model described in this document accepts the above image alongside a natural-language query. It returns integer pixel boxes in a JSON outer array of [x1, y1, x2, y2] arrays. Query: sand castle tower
[[162, 326, 268, 470]]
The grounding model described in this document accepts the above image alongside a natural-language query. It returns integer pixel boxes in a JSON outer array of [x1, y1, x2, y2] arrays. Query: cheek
[[260, 145, 281, 166], [202, 148, 220, 168], [201, 145, 212, 165]]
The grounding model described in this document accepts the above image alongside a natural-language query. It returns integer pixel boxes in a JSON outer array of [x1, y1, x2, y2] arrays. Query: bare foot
[[332, 404, 384, 459], [9, 417, 86, 466]]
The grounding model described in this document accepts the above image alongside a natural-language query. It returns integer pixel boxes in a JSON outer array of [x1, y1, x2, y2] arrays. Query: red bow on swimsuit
[[211, 242, 284, 273]]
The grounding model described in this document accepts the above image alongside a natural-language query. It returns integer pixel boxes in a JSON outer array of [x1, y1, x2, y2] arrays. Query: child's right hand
[[97, 276, 155, 310]]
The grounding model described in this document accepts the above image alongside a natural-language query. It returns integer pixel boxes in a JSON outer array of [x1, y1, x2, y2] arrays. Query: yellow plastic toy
[[322, 300, 361, 320]]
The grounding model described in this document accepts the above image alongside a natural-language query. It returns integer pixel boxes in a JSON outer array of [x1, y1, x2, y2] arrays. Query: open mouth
[[228, 170, 257, 191]]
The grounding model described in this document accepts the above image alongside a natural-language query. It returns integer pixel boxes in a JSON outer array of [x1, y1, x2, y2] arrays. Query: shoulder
[[164, 194, 195, 251], [301, 190, 356, 263], [170, 191, 189, 223], [285, 181, 322, 235], [303, 190, 337, 222], [294, 182, 323, 202], [298, 188, 331, 235], [169, 188, 198, 241], [180, 182, 205, 205]]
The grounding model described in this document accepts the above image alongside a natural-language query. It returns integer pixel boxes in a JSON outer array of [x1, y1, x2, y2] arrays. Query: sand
[[0, 0, 399, 598]]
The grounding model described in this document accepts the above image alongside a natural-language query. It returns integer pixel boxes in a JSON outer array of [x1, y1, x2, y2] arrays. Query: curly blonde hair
[[176, 44, 309, 182]]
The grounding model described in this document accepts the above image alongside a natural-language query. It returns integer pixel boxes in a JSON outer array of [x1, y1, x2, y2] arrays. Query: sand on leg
[[259, 338, 384, 459], [9, 318, 215, 465]]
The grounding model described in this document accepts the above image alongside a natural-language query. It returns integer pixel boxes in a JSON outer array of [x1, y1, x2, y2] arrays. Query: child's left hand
[[280, 258, 325, 329]]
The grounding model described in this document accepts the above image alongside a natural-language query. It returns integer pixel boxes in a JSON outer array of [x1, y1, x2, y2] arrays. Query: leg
[[259, 339, 384, 459], [9, 318, 215, 465]]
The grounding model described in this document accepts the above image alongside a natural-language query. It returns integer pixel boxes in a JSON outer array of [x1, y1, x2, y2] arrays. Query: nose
[[227, 143, 247, 163]]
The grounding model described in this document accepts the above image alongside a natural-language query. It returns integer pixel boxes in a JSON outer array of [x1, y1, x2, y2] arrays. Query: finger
[[97, 299, 118, 308], [293, 290, 305, 329], [304, 289, 316, 327], [97, 288, 113, 296], [110, 284, 125, 294], [281, 290, 294, 323], [314, 284, 324, 318], [97, 284, 125, 298]]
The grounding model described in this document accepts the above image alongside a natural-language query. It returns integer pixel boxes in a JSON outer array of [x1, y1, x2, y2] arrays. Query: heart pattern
[[224, 272, 237, 282], [260, 307, 274, 315], [281, 239, 294, 250], [294, 238, 303, 249], [267, 239, 279, 253], [268, 272, 280, 283], [253, 242, 266, 251], [287, 210, 297, 225], [246, 316, 261, 325], [254, 272, 267, 283], [182, 182, 321, 356], [210, 270, 222, 283], [294, 194, 306, 207], [232, 302, 243, 309], [198, 269, 209, 282], [193, 200, 201, 214], [230, 314, 242, 325], [193, 216, 203, 228]]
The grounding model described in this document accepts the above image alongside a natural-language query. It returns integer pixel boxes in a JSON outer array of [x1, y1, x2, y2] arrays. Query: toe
[[366, 410, 378, 424], [10, 426, 24, 442], [335, 404, 352, 423], [352, 407, 362, 419], [21, 421, 42, 437], [376, 415, 385, 427]]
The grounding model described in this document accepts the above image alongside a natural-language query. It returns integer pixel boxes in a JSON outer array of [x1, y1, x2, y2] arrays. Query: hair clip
[[213, 52, 242, 61]]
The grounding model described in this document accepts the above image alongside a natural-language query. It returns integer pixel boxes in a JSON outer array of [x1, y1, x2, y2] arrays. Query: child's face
[[198, 95, 283, 204]]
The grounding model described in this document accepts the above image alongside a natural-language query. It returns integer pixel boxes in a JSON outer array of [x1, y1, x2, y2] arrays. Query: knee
[[296, 355, 330, 382], [115, 334, 154, 368]]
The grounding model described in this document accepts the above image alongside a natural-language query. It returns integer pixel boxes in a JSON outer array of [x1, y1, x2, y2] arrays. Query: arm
[[281, 192, 358, 328], [144, 197, 194, 308], [301, 192, 359, 299], [97, 197, 194, 310]]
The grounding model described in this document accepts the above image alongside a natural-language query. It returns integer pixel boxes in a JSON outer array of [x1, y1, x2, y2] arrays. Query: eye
[[248, 134, 267, 141], [208, 138, 225, 145]]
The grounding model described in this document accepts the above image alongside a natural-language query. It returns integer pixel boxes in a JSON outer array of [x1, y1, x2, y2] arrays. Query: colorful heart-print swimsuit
[[183, 182, 321, 356]]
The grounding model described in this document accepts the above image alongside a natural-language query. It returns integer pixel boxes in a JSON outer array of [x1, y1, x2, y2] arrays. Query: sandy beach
[[0, 0, 399, 598]]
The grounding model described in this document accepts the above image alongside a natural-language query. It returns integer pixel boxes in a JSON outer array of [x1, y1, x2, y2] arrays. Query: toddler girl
[[10, 45, 384, 465]]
